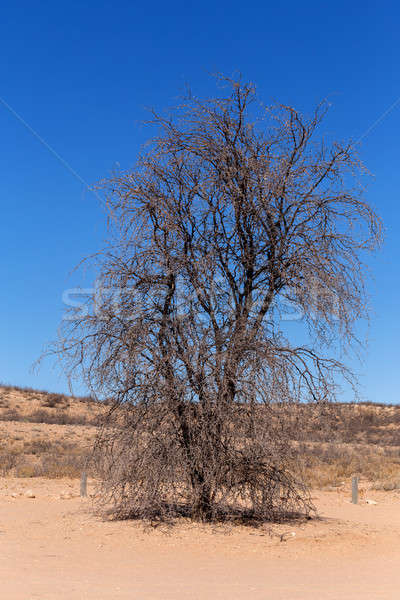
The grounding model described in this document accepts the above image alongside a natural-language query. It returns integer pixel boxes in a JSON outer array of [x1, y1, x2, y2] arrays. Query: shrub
[[41, 393, 69, 408], [0, 451, 20, 475]]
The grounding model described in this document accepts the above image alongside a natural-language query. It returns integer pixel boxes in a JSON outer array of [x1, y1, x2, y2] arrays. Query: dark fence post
[[80, 470, 88, 497], [351, 476, 358, 504]]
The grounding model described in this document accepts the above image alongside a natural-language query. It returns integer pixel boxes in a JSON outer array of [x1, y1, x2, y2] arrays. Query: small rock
[[25, 490, 35, 499], [60, 492, 73, 500], [366, 499, 377, 505], [10, 493, 18, 498], [279, 531, 296, 542]]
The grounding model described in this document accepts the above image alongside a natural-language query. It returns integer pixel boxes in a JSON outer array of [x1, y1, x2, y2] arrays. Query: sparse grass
[[300, 442, 400, 489], [1, 384, 400, 488], [294, 402, 400, 446], [0, 384, 102, 429], [0, 408, 96, 425], [0, 450, 20, 476], [0, 408, 19, 421], [24, 409, 95, 426], [0, 407, 96, 426], [1, 438, 91, 479], [0, 382, 97, 405]]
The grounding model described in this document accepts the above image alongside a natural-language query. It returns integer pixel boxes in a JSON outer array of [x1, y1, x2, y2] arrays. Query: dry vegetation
[[0, 384, 101, 479], [293, 403, 400, 490], [0, 384, 399, 493]]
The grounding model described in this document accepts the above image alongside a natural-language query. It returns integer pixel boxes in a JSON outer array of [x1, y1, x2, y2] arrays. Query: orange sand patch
[[1, 478, 400, 599]]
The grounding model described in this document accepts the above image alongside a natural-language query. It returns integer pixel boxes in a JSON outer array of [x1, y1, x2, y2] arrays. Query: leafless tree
[[56, 77, 381, 522]]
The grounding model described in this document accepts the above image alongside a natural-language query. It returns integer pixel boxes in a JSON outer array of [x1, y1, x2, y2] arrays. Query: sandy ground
[[1, 478, 400, 599]]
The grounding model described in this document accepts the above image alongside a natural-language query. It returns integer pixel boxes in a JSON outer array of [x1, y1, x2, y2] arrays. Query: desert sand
[[1, 478, 400, 599]]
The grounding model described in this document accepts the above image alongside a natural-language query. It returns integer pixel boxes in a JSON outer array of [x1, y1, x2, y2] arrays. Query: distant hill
[[0, 384, 101, 478], [0, 384, 399, 488], [0, 383, 101, 426]]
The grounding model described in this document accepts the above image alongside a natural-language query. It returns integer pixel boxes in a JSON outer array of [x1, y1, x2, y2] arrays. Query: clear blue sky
[[0, 1, 398, 402]]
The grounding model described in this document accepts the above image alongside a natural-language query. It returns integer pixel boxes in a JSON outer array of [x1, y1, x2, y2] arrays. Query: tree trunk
[[192, 471, 212, 521]]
